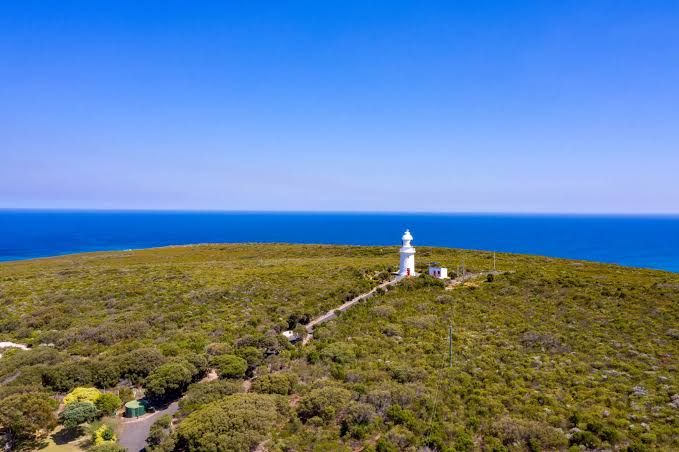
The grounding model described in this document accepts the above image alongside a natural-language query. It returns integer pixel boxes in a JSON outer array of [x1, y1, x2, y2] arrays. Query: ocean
[[0, 210, 677, 272]]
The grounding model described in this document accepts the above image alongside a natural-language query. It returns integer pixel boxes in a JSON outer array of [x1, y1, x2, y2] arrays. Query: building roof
[[125, 400, 144, 409]]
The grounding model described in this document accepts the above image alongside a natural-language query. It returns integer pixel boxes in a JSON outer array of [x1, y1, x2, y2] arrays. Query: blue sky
[[1, 1, 678, 213]]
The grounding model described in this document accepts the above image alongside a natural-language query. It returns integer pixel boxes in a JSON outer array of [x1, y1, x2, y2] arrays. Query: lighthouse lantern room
[[399, 229, 416, 276]]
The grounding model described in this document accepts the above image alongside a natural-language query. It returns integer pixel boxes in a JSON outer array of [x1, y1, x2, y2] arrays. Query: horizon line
[[1, 207, 679, 217]]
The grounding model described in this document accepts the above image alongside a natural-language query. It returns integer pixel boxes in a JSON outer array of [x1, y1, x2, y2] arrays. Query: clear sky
[[1, 1, 678, 213]]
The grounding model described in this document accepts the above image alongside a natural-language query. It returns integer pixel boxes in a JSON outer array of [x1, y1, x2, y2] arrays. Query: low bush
[[64, 387, 101, 405], [95, 393, 122, 416], [179, 380, 243, 414], [298, 386, 352, 422], [251, 372, 298, 395], [59, 401, 98, 428]]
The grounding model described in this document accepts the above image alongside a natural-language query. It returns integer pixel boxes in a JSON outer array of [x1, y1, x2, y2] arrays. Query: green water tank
[[124, 400, 146, 417]]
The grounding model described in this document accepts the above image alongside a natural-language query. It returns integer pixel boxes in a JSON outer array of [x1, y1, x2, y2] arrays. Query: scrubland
[[0, 244, 676, 451]]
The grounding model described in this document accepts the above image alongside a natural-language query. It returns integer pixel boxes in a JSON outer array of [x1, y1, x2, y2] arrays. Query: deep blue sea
[[0, 210, 678, 272]]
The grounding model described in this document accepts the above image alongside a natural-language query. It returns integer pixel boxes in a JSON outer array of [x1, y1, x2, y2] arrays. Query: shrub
[[64, 387, 102, 405], [179, 380, 243, 414], [251, 372, 298, 395], [372, 305, 395, 318], [90, 443, 126, 452], [92, 424, 117, 445], [381, 323, 403, 337], [95, 393, 122, 416], [385, 404, 420, 431], [298, 386, 352, 422], [490, 417, 568, 450], [59, 401, 98, 428], [320, 342, 355, 364], [147, 414, 172, 447], [206, 342, 231, 356], [341, 401, 377, 439], [570, 430, 600, 448], [387, 364, 426, 383], [174, 394, 284, 451], [211, 354, 248, 379], [454, 431, 474, 451]]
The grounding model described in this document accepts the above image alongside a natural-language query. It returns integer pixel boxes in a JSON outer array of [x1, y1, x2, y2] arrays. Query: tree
[[147, 414, 172, 447], [90, 360, 121, 388], [41, 362, 93, 392], [64, 387, 102, 405], [95, 393, 122, 416], [116, 348, 166, 383], [0, 392, 57, 449], [211, 354, 247, 379], [144, 362, 195, 401], [117, 387, 134, 404], [59, 402, 98, 429]]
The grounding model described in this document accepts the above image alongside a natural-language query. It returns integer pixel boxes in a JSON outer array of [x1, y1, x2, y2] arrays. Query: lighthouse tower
[[399, 229, 416, 276]]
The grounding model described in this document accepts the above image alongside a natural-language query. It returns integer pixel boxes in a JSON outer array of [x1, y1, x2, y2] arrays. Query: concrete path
[[0, 341, 29, 359], [302, 276, 403, 345], [118, 401, 179, 452]]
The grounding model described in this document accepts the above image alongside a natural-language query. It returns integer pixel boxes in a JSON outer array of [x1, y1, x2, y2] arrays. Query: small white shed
[[428, 263, 448, 279], [282, 330, 302, 343]]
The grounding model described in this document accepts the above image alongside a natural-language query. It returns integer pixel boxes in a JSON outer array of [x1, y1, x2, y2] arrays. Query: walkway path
[[302, 276, 403, 345], [0, 341, 29, 359]]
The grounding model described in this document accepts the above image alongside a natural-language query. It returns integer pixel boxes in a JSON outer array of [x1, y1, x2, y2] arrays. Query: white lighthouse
[[399, 229, 416, 276]]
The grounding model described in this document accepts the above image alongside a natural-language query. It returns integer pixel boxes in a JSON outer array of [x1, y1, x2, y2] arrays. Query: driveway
[[118, 402, 179, 452]]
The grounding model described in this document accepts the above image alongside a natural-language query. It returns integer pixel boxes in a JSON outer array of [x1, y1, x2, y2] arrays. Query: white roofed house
[[428, 262, 448, 279]]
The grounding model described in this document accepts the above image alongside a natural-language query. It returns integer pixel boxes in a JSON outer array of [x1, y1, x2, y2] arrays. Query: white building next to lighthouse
[[399, 229, 416, 276]]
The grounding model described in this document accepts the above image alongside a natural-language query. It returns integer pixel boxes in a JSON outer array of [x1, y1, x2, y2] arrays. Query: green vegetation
[[59, 402, 99, 429], [147, 414, 173, 449], [94, 393, 122, 417], [211, 354, 248, 379], [1, 244, 677, 450], [174, 393, 289, 451], [0, 392, 57, 449], [63, 387, 102, 405]]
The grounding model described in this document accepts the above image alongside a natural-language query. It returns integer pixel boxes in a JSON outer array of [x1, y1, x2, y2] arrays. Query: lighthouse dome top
[[402, 229, 413, 242]]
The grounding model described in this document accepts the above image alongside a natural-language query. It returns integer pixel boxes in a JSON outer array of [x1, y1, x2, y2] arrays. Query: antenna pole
[[448, 324, 453, 368]]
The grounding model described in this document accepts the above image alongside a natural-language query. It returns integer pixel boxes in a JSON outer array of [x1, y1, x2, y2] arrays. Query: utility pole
[[448, 324, 453, 368], [493, 252, 496, 272]]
